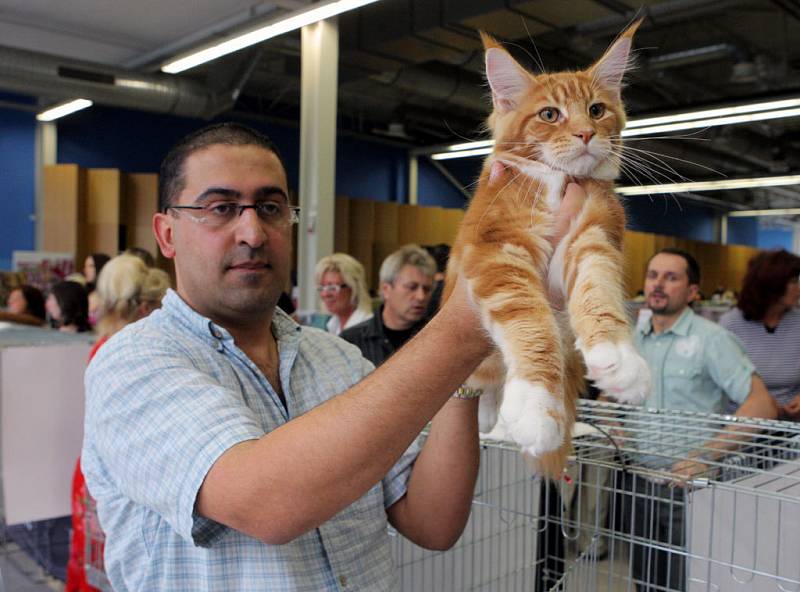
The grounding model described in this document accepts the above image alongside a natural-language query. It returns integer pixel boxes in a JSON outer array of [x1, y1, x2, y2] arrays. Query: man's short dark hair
[[649, 248, 701, 285], [158, 122, 286, 212]]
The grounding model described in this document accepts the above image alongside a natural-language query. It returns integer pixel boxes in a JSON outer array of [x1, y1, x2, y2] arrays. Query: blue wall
[[756, 226, 794, 251], [624, 195, 718, 242], [0, 97, 36, 270], [0, 102, 794, 269], [57, 105, 452, 205]]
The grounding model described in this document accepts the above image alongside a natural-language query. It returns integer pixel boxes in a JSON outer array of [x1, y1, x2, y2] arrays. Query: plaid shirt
[[82, 290, 417, 591]]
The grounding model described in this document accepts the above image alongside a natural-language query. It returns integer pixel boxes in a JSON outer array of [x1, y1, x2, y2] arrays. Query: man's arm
[[671, 373, 778, 479], [196, 285, 489, 545], [386, 397, 480, 550]]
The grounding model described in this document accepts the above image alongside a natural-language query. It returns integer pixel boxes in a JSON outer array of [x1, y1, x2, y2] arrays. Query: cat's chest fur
[[492, 156, 574, 302]]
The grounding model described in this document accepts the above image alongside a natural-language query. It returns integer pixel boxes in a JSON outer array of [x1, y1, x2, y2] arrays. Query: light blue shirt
[[82, 290, 417, 591], [631, 307, 756, 465], [635, 307, 754, 414]]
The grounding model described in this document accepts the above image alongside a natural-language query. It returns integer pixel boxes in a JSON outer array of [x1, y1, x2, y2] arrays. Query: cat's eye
[[538, 107, 560, 123], [589, 103, 606, 119]]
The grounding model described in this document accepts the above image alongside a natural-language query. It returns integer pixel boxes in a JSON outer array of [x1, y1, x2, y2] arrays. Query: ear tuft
[[485, 45, 530, 113], [590, 18, 642, 96], [480, 31, 503, 51]]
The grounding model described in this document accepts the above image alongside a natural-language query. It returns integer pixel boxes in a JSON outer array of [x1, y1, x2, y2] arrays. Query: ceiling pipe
[[0, 45, 234, 118], [645, 44, 747, 71]]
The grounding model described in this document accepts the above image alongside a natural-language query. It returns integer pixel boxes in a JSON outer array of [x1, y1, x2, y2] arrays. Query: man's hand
[[670, 458, 711, 486], [782, 393, 800, 420], [553, 182, 587, 246]]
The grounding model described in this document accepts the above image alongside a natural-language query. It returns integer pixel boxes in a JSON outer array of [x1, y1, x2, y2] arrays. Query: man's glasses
[[165, 201, 301, 229], [317, 284, 349, 295]]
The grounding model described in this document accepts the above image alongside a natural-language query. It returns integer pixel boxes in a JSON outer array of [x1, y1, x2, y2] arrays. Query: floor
[[0, 541, 63, 592]]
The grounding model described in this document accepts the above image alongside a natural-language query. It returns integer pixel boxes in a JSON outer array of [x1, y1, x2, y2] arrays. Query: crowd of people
[[3, 123, 798, 592]]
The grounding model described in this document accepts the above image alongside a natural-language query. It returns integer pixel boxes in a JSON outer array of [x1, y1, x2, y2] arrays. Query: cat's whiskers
[[617, 144, 722, 176], [612, 148, 694, 186]]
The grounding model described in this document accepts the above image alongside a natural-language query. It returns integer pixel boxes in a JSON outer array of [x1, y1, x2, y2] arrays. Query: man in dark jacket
[[341, 244, 435, 367]]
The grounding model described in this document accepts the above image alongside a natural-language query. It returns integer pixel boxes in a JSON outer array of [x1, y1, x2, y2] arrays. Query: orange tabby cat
[[443, 21, 650, 478]]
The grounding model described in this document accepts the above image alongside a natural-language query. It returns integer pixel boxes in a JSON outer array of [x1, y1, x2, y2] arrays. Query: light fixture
[[621, 107, 800, 137], [728, 208, 800, 217], [623, 97, 800, 129], [431, 147, 493, 161], [428, 95, 800, 160], [615, 174, 800, 196], [36, 99, 93, 122], [162, 0, 383, 74]]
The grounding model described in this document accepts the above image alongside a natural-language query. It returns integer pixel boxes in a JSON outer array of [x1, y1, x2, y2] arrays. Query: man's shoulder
[[340, 316, 379, 343]]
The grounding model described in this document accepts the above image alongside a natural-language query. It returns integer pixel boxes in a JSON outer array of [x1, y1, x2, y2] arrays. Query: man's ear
[[153, 212, 176, 259], [380, 281, 391, 302], [687, 284, 699, 304]]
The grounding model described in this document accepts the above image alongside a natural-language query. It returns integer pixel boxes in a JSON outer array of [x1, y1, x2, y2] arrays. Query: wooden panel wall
[[41, 164, 86, 260], [86, 168, 124, 258], [124, 173, 159, 256], [623, 231, 760, 297]]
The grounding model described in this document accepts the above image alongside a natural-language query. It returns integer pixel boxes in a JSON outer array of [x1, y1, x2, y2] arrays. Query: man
[[81, 123, 587, 591], [341, 244, 435, 367], [624, 247, 778, 591]]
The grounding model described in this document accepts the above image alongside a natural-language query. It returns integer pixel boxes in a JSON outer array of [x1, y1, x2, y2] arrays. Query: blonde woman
[[67, 254, 171, 591], [315, 253, 373, 335]]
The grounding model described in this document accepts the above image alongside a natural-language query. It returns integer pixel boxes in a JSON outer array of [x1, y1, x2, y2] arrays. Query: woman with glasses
[[314, 253, 373, 335]]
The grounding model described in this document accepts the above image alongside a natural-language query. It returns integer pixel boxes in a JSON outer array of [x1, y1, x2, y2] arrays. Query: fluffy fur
[[443, 21, 650, 478]]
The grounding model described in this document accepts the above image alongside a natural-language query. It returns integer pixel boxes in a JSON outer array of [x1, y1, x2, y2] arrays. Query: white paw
[[478, 391, 499, 433], [499, 378, 565, 455], [582, 341, 650, 404]]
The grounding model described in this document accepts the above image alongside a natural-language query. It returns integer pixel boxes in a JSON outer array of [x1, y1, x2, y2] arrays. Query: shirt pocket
[[663, 358, 705, 408]]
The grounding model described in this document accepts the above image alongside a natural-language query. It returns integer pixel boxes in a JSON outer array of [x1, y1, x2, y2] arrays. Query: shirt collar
[[639, 305, 695, 337], [161, 289, 301, 346]]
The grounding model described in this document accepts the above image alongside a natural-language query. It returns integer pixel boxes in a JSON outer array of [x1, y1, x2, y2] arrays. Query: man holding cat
[[624, 247, 778, 591], [81, 122, 586, 591]]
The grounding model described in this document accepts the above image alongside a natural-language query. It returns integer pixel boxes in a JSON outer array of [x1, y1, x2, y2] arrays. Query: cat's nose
[[574, 130, 594, 144]]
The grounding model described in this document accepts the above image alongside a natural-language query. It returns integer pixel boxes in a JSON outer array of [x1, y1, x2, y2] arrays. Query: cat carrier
[[392, 400, 800, 591]]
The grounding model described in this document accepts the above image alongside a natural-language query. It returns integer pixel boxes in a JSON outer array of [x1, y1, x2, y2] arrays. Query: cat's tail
[[522, 439, 572, 480]]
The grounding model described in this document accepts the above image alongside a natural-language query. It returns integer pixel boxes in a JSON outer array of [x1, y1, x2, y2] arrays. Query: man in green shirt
[[624, 248, 777, 591]]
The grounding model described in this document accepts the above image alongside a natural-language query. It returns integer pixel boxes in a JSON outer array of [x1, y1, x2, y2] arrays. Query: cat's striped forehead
[[527, 71, 614, 107]]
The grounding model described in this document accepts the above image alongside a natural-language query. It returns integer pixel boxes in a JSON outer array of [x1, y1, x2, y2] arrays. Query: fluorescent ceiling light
[[620, 107, 800, 137], [616, 174, 800, 196], [431, 147, 494, 160], [728, 208, 800, 217], [162, 0, 382, 74], [624, 97, 800, 128], [36, 99, 93, 121]]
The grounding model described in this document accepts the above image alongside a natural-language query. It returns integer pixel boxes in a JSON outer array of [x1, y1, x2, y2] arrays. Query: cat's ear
[[589, 18, 641, 98], [481, 32, 530, 113]]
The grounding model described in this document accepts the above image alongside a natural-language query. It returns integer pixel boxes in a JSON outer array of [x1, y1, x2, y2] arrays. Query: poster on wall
[[12, 250, 75, 291]]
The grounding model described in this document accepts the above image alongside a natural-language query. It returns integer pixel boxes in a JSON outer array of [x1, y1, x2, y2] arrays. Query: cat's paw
[[582, 341, 650, 404], [499, 378, 565, 455]]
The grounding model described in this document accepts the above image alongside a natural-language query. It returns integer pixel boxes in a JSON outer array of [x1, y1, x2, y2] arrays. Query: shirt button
[[339, 575, 348, 588]]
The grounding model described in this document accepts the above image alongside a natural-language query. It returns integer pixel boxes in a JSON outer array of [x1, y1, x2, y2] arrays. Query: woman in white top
[[315, 253, 373, 335]]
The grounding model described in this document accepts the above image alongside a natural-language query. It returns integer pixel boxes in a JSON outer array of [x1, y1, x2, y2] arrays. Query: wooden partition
[[623, 230, 759, 297], [334, 196, 759, 296], [42, 165, 165, 271], [86, 168, 124, 257], [124, 173, 159, 256], [42, 164, 87, 261]]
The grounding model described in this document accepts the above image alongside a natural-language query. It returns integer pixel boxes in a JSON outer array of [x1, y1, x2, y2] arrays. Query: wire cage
[[392, 400, 800, 592], [83, 495, 112, 591]]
